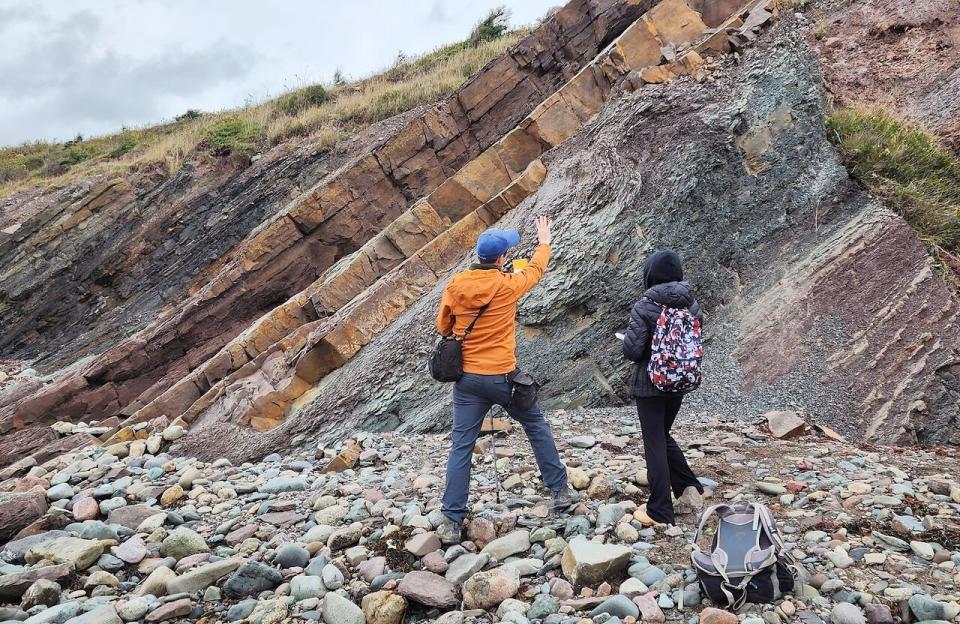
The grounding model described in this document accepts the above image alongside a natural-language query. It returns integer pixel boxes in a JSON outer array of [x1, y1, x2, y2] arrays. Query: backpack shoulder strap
[[462, 280, 502, 340], [692, 503, 733, 544], [754, 504, 788, 551]]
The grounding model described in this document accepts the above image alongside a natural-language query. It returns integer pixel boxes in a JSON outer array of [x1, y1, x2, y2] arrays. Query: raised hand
[[535, 215, 553, 246]]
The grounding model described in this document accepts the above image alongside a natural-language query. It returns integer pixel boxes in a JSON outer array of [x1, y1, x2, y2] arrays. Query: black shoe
[[436, 516, 463, 544], [550, 487, 582, 513]]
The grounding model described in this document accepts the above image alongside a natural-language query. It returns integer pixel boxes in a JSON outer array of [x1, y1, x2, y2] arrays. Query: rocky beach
[[0, 408, 957, 623]]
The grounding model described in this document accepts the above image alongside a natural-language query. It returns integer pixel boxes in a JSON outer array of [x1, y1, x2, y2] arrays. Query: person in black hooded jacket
[[622, 249, 705, 525]]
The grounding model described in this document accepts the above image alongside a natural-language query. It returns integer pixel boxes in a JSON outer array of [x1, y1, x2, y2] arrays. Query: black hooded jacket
[[622, 250, 703, 398]]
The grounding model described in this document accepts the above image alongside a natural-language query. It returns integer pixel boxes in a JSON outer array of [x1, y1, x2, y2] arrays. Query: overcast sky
[[0, 0, 559, 148]]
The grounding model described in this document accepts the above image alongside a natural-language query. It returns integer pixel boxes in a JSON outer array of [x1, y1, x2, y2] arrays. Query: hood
[[643, 249, 684, 289], [644, 281, 696, 308], [446, 267, 505, 309]]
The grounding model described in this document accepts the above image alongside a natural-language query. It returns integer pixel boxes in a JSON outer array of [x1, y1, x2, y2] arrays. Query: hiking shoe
[[636, 504, 667, 527], [550, 487, 582, 513], [436, 516, 463, 544]]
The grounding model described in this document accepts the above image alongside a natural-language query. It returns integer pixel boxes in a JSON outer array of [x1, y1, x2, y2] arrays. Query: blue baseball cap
[[476, 228, 520, 261]]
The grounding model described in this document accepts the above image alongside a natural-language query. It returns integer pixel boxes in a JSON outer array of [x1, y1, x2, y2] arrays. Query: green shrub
[[23, 154, 44, 171], [470, 6, 510, 46], [176, 109, 202, 122], [204, 116, 263, 156], [60, 144, 95, 166], [0, 158, 27, 183], [276, 84, 330, 117], [107, 135, 138, 159], [827, 107, 960, 255]]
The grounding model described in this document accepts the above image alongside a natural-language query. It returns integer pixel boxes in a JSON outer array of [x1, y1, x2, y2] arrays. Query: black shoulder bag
[[429, 291, 498, 383]]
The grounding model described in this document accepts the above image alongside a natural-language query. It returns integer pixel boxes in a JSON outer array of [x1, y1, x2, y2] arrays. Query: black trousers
[[636, 396, 703, 524]]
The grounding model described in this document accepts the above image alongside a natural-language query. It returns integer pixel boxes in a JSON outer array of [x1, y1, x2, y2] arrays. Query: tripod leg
[[489, 411, 500, 505]]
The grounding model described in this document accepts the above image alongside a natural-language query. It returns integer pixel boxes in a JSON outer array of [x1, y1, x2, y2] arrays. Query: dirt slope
[[811, 0, 960, 149]]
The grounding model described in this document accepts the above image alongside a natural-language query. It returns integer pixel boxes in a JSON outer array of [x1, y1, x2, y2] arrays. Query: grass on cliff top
[[827, 107, 960, 262], [0, 12, 524, 202]]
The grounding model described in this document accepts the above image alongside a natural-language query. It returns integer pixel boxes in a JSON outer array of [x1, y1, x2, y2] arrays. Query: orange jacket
[[436, 244, 551, 374]]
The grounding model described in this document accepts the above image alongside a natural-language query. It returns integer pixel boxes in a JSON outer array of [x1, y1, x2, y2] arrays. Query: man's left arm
[[436, 289, 455, 336]]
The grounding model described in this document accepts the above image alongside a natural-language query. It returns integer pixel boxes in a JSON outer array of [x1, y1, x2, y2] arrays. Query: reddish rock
[[422, 552, 448, 574], [397, 571, 458, 608], [933, 549, 954, 564], [634, 593, 666, 623], [600, 435, 629, 452], [108, 505, 163, 530], [549, 577, 574, 599], [0, 492, 48, 542], [258, 510, 306, 526], [145, 597, 192, 622], [174, 552, 212, 573], [13, 476, 49, 493], [0, 562, 74, 600], [765, 411, 807, 439], [786, 480, 808, 493], [700, 607, 739, 624], [112, 536, 148, 564], [405, 532, 441, 557], [0, 427, 58, 470], [72, 496, 99, 521], [225, 524, 258, 545], [13, 514, 71, 540], [467, 517, 496, 548], [358, 556, 386, 582]]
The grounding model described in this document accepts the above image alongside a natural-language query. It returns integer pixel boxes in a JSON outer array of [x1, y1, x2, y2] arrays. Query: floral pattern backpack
[[645, 298, 703, 392]]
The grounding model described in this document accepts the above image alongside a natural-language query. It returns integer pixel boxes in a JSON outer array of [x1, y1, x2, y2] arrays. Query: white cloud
[[0, 0, 559, 146]]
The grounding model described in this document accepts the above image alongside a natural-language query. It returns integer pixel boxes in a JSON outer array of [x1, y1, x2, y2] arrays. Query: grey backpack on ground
[[691, 502, 802, 609]]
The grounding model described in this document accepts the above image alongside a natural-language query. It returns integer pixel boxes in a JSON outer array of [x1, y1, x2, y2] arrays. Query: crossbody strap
[[462, 282, 502, 341]]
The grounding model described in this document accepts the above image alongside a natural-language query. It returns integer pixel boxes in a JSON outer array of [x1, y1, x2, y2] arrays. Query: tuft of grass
[[275, 84, 330, 117], [776, 0, 811, 9], [0, 25, 523, 202], [470, 6, 511, 46], [266, 31, 523, 144], [204, 116, 264, 157], [106, 134, 138, 159], [175, 109, 202, 122], [814, 15, 829, 39], [827, 107, 960, 258]]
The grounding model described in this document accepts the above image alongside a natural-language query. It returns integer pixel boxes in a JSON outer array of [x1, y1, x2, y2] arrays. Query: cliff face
[[0, 0, 652, 463], [0, 122, 394, 366], [1, 0, 958, 469], [173, 17, 959, 464]]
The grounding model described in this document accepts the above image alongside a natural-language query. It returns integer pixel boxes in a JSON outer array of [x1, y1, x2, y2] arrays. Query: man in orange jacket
[[435, 216, 579, 543]]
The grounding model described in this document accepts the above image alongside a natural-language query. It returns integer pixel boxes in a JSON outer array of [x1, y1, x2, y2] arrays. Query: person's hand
[[535, 215, 553, 246]]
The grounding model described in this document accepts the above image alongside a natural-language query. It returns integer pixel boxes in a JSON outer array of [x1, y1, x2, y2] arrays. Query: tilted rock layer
[[1, 0, 958, 468], [173, 12, 958, 464], [0, 0, 656, 461]]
